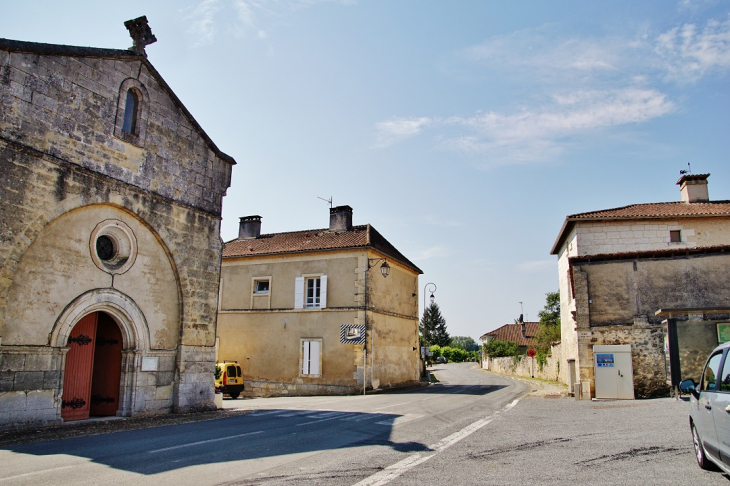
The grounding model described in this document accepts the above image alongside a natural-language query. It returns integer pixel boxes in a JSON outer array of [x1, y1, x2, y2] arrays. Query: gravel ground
[[478, 368, 569, 397]]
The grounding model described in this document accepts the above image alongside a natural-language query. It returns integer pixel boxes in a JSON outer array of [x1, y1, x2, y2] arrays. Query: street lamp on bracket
[[362, 256, 390, 396], [421, 282, 437, 376], [367, 257, 390, 278]]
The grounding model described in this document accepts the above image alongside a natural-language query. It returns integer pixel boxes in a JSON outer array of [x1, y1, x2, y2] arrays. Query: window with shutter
[[301, 339, 322, 376], [297, 275, 327, 309]]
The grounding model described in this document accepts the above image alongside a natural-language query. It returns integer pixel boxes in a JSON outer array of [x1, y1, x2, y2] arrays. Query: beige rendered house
[[0, 19, 234, 425], [551, 174, 730, 399], [217, 206, 423, 396]]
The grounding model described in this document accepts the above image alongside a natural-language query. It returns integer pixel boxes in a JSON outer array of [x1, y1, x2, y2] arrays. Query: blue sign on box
[[596, 353, 614, 367]]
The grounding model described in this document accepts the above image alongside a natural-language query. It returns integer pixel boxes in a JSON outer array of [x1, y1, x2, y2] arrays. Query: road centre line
[[372, 401, 411, 410], [352, 399, 520, 486], [148, 430, 263, 453]]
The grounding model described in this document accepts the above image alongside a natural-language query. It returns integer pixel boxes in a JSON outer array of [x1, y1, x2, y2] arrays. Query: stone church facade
[[0, 18, 235, 425]]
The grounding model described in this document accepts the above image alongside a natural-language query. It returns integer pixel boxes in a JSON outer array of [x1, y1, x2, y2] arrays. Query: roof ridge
[[568, 200, 730, 219], [223, 224, 369, 244]]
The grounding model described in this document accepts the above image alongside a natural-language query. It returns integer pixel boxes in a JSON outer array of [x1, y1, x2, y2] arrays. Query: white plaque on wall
[[141, 357, 159, 371]]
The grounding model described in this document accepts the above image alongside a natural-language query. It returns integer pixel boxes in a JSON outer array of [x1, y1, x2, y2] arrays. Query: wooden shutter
[[294, 277, 304, 309], [319, 275, 327, 309], [309, 340, 321, 375], [302, 340, 310, 374]]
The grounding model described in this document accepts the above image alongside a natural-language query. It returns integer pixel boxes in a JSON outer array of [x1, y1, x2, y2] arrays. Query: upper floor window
[[294, 275, 327, 309], [114, 78, 149, 146], [254, 279, 270, 294], [306, 277, 321, 307], [122, 89, 140, 135], [669, 230, 681, 243]]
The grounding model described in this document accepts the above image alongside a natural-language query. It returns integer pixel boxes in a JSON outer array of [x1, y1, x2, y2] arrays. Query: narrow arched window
[[122, 89, 139, 135]]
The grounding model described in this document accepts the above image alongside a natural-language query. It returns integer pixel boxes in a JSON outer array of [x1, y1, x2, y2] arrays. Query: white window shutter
[[310, 341, 321, 375], [294, 277, 304, 309], [320, 275, 327, 309], [302, 341, 310, 374]]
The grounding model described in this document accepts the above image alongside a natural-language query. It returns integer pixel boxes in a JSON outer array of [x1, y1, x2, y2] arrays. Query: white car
[[680, 341, 730, 474]]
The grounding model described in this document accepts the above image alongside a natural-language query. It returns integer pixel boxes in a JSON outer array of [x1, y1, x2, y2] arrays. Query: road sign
[[527, 348, 537, 357], [340, 325, 366, 344]]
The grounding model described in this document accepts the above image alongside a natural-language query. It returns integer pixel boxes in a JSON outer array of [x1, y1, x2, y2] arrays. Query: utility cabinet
[[594, 345, 634, 399]]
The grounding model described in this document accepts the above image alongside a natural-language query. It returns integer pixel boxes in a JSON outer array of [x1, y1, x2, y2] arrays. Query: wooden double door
[[61, 312, 123, 421]]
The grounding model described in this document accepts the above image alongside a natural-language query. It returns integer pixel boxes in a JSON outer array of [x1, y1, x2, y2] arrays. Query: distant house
[[216, 206, 423, 396], [480, 322, 539, 358], [551, 174, 730, 399]]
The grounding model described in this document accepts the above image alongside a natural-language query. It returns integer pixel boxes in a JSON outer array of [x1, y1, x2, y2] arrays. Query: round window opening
[[90, 220, 137, 274], [96, 235, 117, 261]]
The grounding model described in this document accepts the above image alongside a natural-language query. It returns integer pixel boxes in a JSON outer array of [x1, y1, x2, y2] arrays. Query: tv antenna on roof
[[679, 162, 691, 175], [318, 196, 333, 208]]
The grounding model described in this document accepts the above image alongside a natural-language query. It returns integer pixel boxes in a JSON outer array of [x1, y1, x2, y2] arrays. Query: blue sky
[[3, 1, 729, 341]]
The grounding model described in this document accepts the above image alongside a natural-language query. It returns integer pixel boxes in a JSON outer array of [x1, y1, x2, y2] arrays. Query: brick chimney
[[329, 205, 353, 232], [239, 215, 262, 239], [677, 174, 710, 203]]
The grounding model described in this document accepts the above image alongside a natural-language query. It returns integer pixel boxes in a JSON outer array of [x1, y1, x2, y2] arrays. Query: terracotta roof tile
[[222, 224, 422, 274], [480, 322, 540, 347], [551, 200, 730, 254], [568, 201, 730, 220]]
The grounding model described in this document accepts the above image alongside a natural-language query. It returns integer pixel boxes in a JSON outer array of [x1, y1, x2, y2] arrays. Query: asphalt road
[[0, 363, 725, 485]]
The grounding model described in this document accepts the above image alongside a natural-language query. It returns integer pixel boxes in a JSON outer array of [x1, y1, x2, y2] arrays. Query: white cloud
[[185, 0, 223, 46], [185, 0, 355, 45], [375, 88, 675, 166], [411, 245, 451, 261], [516, 260, 556, 274], [654, 15, 730, 82], [421, 215, 462, 227], [373, 14, 730, 165], [374, 117, 435, 148]]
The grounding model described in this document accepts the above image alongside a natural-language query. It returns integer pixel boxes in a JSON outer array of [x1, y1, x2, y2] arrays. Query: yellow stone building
[[217, 206, 423, 396], [0, 19, 235, 425]]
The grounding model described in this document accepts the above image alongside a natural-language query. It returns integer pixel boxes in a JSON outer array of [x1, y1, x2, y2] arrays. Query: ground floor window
[[301, 339, 322, 376]]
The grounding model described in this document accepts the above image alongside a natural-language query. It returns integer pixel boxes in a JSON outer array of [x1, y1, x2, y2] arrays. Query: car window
[[701, 352, 723, 392], [720, 352, 730, 393], [227, 365, 236, 377]]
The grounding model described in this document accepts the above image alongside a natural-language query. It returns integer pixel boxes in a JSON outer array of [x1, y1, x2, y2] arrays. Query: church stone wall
[[0, 43, 234, 425]]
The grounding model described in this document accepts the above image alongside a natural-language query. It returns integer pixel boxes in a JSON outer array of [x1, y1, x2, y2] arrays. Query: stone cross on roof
[[124, 16, 157, 56]]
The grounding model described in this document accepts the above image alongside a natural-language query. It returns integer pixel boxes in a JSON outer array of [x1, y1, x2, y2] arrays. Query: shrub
[[483, 339, 520, 358]]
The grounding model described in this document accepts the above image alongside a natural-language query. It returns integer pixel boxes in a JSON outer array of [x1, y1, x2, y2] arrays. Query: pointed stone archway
[[52, 289, 150, 420]]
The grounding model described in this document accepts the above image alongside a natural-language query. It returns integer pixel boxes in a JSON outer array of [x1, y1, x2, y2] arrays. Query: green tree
[[483, 339, 520, 358], [534, 291, 561, 352], [420, 302, 450, 347], [450, 336, 479, 352]]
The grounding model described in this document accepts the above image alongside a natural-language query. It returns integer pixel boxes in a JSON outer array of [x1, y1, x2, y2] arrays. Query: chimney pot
[[239, 215, 262, 240], [677, 173, 710, 203], [329, 205, 353, 232]]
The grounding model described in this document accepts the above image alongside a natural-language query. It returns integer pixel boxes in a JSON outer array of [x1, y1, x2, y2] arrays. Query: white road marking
[[375, 414, 423, 426], [296, 413, 356, 426], [372, 401, 411, 410], [0, 465, 77, 482], [148, 430, 263, 453], [352, 399, 520, 486]]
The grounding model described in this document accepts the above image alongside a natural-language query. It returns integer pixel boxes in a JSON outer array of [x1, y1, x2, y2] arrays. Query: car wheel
[[229, 392, 240, 399], [692, 422, 718, 471]]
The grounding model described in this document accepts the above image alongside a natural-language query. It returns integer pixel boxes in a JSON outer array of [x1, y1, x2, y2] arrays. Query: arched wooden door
[[61, 312, 123, 421]]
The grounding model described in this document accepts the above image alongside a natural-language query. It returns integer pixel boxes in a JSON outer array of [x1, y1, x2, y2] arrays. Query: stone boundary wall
[[243, 380, 358, 398], [481, 344, 562, 382]]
